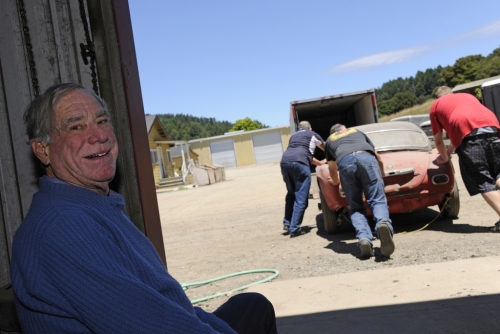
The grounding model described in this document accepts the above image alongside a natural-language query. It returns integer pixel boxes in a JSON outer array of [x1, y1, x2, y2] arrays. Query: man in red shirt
[[430, 86, 500, 231]]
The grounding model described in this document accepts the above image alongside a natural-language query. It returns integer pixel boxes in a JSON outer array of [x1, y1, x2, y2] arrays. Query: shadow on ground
[[314, 208, 490, 258], [277, 293, 500, 334]]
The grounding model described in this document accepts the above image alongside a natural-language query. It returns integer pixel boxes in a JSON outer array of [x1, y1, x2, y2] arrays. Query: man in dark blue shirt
[[281, 121, 325, 237], [325, 123, 395, 258]]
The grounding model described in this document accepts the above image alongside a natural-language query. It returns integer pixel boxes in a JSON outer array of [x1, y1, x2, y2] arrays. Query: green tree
[[229, 117, 267, 132], [474, 87, 483, 101], [156, 113, 234, 140], [438, 55, 484, 87], [377, 99, 395, 116], [476, 47, 500, 79], [375, 66, 442, 106], [392, 92, 416, 111], [377, 92, 416, 116], [438, 66, 455, 87]]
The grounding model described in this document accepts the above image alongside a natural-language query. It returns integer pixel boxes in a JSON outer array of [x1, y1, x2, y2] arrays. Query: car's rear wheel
[[319, 190, 340, 233], [439, 182, 460, 218]]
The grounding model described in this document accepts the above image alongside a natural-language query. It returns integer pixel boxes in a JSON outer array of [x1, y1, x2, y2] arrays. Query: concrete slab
[[248, 256, 500, 333]]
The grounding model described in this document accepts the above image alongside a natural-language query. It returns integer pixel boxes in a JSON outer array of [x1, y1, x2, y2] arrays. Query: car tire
[[319, 190, 339, 234], [439, 182, 460, 218]]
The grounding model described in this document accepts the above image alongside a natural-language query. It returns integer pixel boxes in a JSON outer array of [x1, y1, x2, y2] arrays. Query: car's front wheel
[[439, 182, 460, 218]]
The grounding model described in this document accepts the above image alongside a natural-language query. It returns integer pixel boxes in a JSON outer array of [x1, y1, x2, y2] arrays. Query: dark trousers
[[213, 292, 278, 334], [280, 162, 311, 234], [338, 152, 392, 242]]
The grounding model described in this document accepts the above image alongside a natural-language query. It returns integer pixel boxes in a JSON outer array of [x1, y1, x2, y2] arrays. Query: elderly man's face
[[34, 89, 119, 194]]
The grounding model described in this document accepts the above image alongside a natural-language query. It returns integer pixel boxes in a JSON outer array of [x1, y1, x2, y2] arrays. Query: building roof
[[145, 115, 157, 133], [452, 75, 500, 93], [145, 115, 168, 139]]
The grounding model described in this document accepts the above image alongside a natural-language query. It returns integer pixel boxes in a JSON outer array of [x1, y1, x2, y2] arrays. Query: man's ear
[[31, 140, 50, 166]]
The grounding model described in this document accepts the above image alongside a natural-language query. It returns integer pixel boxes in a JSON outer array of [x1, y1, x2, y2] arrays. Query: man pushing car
[[430, 86, 500, 232], [325, 123, 395, 258]]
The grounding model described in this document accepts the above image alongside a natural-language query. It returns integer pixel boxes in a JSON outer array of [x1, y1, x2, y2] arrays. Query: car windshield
[[365, 129, 430, 152]]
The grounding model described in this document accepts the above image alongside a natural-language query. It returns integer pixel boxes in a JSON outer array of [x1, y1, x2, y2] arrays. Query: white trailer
[[289, 89, 379, 164]]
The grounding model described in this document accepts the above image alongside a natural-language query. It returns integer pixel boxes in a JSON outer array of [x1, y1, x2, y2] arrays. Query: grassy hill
[[378, 99, 435, 122]]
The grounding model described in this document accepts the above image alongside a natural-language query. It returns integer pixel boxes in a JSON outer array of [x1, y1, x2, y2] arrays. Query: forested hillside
[[153, 46, 500, 141], [155, 114, 233, 141], [376, 46, 500, 116]]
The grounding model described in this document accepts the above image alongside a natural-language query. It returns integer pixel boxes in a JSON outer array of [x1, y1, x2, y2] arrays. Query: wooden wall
[[0, 0, 165, 286]]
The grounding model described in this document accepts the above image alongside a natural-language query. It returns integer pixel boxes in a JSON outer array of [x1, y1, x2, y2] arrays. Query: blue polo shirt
[[281, 129, 323, 166]]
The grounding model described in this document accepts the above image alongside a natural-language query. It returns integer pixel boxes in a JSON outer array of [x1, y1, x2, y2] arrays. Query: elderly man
[[430, 86, 500, 232], [280, 121, 325, 237], [11, 83, 277, 333], [325, 124, 395, 258]]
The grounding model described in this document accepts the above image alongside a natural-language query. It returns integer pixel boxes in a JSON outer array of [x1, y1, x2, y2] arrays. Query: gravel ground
[[157, 158, 500, 311]]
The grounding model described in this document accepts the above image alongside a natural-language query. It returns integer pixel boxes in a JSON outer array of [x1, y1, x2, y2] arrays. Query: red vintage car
[[316, 121, 459, 234]]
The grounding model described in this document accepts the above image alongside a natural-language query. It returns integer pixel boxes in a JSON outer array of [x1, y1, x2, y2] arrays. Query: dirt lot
[[157, 159, 500, 311]]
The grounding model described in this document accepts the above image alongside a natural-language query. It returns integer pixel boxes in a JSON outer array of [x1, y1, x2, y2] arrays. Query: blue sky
[[129, 1, 500, 127]]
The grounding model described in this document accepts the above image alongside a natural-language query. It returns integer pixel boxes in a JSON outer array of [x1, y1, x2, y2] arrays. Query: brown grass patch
[[379, 99, 435, 122]]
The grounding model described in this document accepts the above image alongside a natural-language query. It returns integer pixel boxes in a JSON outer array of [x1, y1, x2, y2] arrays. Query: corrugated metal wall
[[281, 127, 291, 148], [234, 133, 256, 166], [189, 126, 291, 168]]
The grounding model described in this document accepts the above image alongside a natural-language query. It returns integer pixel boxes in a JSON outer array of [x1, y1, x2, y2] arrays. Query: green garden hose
[[181, 269, 279, 304]]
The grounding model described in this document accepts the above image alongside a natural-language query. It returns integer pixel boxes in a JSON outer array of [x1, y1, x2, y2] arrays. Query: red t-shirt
[[430, 93, 500, 148]]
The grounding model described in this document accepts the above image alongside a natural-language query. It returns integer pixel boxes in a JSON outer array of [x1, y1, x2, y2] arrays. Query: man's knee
[[214, 292, 277, 334], [227, 292, 272, 308]]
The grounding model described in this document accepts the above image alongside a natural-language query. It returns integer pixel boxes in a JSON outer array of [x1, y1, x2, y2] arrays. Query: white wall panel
[[252, 131, 283, 164], [210, 139, 236, 168]]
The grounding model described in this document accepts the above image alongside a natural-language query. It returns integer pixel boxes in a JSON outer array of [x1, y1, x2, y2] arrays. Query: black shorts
[[456, 135, 500, 196]]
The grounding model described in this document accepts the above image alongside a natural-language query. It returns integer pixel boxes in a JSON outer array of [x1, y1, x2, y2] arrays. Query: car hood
[[381, 150, 431, 193]]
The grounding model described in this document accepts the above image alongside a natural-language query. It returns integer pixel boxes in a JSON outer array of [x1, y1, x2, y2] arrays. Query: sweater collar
[[39, 176, 125, 208]]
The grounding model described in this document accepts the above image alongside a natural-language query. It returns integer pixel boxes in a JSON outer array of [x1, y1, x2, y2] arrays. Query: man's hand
[[435, 155, 450, 165], [327, 176, 339, 186], [313, 158, 327, 166], [374, 151, 384, 176], [327, 161, 340, 186]]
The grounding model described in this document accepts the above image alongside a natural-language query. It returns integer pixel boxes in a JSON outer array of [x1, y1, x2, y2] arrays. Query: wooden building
[[145, 115, 197, 187]]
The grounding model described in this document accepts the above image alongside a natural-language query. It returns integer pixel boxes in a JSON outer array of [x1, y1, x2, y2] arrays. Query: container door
[[482, 81, 500, 122]]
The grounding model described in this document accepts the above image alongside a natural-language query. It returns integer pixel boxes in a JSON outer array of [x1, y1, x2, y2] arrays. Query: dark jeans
[[280, 162, 311, 234], [338, 152, 393, 242], [213, 292, 278, 334]]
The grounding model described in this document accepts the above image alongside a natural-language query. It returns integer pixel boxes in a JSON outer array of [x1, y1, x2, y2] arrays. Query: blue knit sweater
[[11, 177, 236, 333]]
